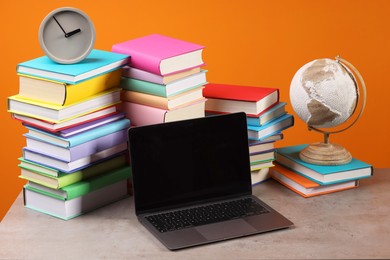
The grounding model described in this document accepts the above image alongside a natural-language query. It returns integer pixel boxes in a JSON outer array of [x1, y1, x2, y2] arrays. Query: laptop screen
[[128, 113, 252, 214]]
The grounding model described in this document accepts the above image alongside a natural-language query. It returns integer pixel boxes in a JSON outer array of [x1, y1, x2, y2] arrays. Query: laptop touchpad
[[196, 219, 257, 241]]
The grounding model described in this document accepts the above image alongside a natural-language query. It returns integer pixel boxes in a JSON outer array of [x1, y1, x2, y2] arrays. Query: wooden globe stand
[[299, 56, 367, 165]]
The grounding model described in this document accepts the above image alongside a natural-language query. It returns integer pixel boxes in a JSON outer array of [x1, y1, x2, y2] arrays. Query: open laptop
[[128, 112, 293, 250]]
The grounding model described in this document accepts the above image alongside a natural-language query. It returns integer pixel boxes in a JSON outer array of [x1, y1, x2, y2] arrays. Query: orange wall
[[1, 0, 389, 221]]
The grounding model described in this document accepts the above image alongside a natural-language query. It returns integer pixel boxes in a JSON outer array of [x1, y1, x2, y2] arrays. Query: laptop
[[128, 112, 293, 250]]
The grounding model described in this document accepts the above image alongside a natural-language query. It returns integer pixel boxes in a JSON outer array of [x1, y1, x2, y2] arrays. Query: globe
[[290, 58, 358, 128], [289, 57, 366, 165]]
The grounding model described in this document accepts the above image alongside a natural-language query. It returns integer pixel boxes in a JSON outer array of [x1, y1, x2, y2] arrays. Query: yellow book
[[18, 69, 122, 106], [8, 88, 121, 123]]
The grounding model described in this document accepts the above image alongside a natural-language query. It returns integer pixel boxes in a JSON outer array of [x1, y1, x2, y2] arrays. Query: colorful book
[[112, 34, 205, 75], [121, 87, 204, 110], [24, 179, 128, 220], [248, 140, 275, 154], [12, 106, 119, 133], [250, 160, 274, 172], [17, 69, 122, 106], [22, 143, 128, 173], [271, 164, 359, 198], [121, 99, 206, 126], [122, 66, 201, 85], [250, 150, 275, 164], [25, 129, 128, 162], [19, 154, 127, 189], [24, 165, 131, 200], [8, 88, 121, 123], [24, 118, 130, 148], [17, 49, 129, 84], [247, 114, 294, 140], [50, 112, 125, 138], [120, 69, 207, 97], [203, 83, 279, 116], [276, 144, 373, 185], [247, 102, 287, 127]]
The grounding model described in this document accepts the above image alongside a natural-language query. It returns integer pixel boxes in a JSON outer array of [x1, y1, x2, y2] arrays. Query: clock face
[[39, 7, 96, 64]]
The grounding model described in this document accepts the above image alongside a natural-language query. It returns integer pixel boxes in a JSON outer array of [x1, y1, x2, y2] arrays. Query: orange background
[[1, 0, 389, 221]]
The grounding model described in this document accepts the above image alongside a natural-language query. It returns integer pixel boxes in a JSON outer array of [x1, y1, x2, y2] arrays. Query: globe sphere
[[290, 58, 358, 128]]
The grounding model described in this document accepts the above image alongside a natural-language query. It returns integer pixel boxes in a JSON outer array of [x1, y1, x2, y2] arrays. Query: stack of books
[[7, 49, 133, 220], [203, 83, 294, 185], [112, 34, 207, 126], [271, 144, 373, 197]]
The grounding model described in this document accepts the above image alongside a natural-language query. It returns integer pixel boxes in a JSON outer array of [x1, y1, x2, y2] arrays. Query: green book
[[19, 154, 127, 189], [120, 70, 207, 97], [24, 165, 131, 200]]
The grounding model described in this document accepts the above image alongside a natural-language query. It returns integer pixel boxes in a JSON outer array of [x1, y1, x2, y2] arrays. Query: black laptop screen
[[129, 113, 252, 214]]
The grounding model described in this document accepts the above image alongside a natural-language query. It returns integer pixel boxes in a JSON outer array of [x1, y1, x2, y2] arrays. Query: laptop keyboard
[[145, 198, 269, 233]]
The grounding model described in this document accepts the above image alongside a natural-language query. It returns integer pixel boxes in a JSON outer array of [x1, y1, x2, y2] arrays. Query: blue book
[[276, 144, 373, 185], [24, 118, 130, 148], [17, 50, 129, 84], [247, 102, 287, 127], [247, 114, 294, 140]]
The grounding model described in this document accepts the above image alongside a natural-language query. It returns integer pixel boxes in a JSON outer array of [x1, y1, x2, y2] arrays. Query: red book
[[203, 83, 279, 116]]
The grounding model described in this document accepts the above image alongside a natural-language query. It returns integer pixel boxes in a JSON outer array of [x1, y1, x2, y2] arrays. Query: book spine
[[121, 101, 166, 126], [122, 66, 164, 84], [121, 90, 168, 110]]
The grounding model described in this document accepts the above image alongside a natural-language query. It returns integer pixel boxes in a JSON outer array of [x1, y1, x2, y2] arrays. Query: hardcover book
[[120, 69, 207, 97], [271, 164, 359, 197], [25, 129, 128, 162], [12, 106, 119, 132], [22, 143, 128, 173], [112, 34, 205, 75], [8, 88, 121, 123], [275, 144, 373, 185], [24, 179, 129, 220], [17, 50, 129, 84], [122, 66, 201, 85], [19, 154, 127, 189], [203, 83, 279, 116], [17, 69, 122, 106], [247, 114, 294, 140], [121, 99, 206, 126], [121, 87, 204, 110], [24, 165, 131, 200], [24, 118, 130, 148], [247, 102, 287, 127]]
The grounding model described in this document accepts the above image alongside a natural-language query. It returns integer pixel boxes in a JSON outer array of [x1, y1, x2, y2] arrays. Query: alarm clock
[[38, 7, 96, 64]]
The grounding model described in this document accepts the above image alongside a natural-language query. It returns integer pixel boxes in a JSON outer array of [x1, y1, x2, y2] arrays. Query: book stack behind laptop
[[271, 144, 373, 198], [7, 50, 132, 220], [203, 83, 295, 185], [112, 34, 207, 126]]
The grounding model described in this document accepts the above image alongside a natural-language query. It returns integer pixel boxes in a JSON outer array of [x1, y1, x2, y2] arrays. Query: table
[[1, 169, 389, 259]]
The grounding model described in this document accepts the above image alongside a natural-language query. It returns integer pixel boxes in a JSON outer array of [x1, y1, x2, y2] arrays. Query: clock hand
[[52, 15, 67, 36], [65, 28, 81, 38]]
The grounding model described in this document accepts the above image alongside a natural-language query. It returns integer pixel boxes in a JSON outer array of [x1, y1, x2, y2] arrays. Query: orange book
[[271, 164, 358, 198]]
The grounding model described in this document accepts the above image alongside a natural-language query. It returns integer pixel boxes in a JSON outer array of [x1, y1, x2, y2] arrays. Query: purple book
[[25, 129, 128, 162]]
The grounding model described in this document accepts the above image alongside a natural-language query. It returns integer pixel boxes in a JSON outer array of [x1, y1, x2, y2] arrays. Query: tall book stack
[[112, 34, 207, 126], [203, 83, 295, 186], [271, 144, 373, 198], [7, 49, 133, 220]]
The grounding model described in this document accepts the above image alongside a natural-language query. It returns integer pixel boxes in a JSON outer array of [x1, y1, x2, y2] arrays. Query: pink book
[[112, 34, 205, 76], [121, 99, 206, 126]]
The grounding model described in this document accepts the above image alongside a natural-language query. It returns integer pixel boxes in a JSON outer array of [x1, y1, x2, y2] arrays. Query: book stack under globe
[[203, 83, 295, 186], [112, 34, 207, 126], [7, 50, 133, 220]]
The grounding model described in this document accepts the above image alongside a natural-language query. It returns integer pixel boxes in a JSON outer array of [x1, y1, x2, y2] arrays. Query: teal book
[[247, 102, 287, 127], [24, 165, 131, 200], [247, 113, 294, 140], [276, 144, 373, 185], [24, 118, 130, 148], [17, 49, 129, 84], [120, 69, 207, 97]]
